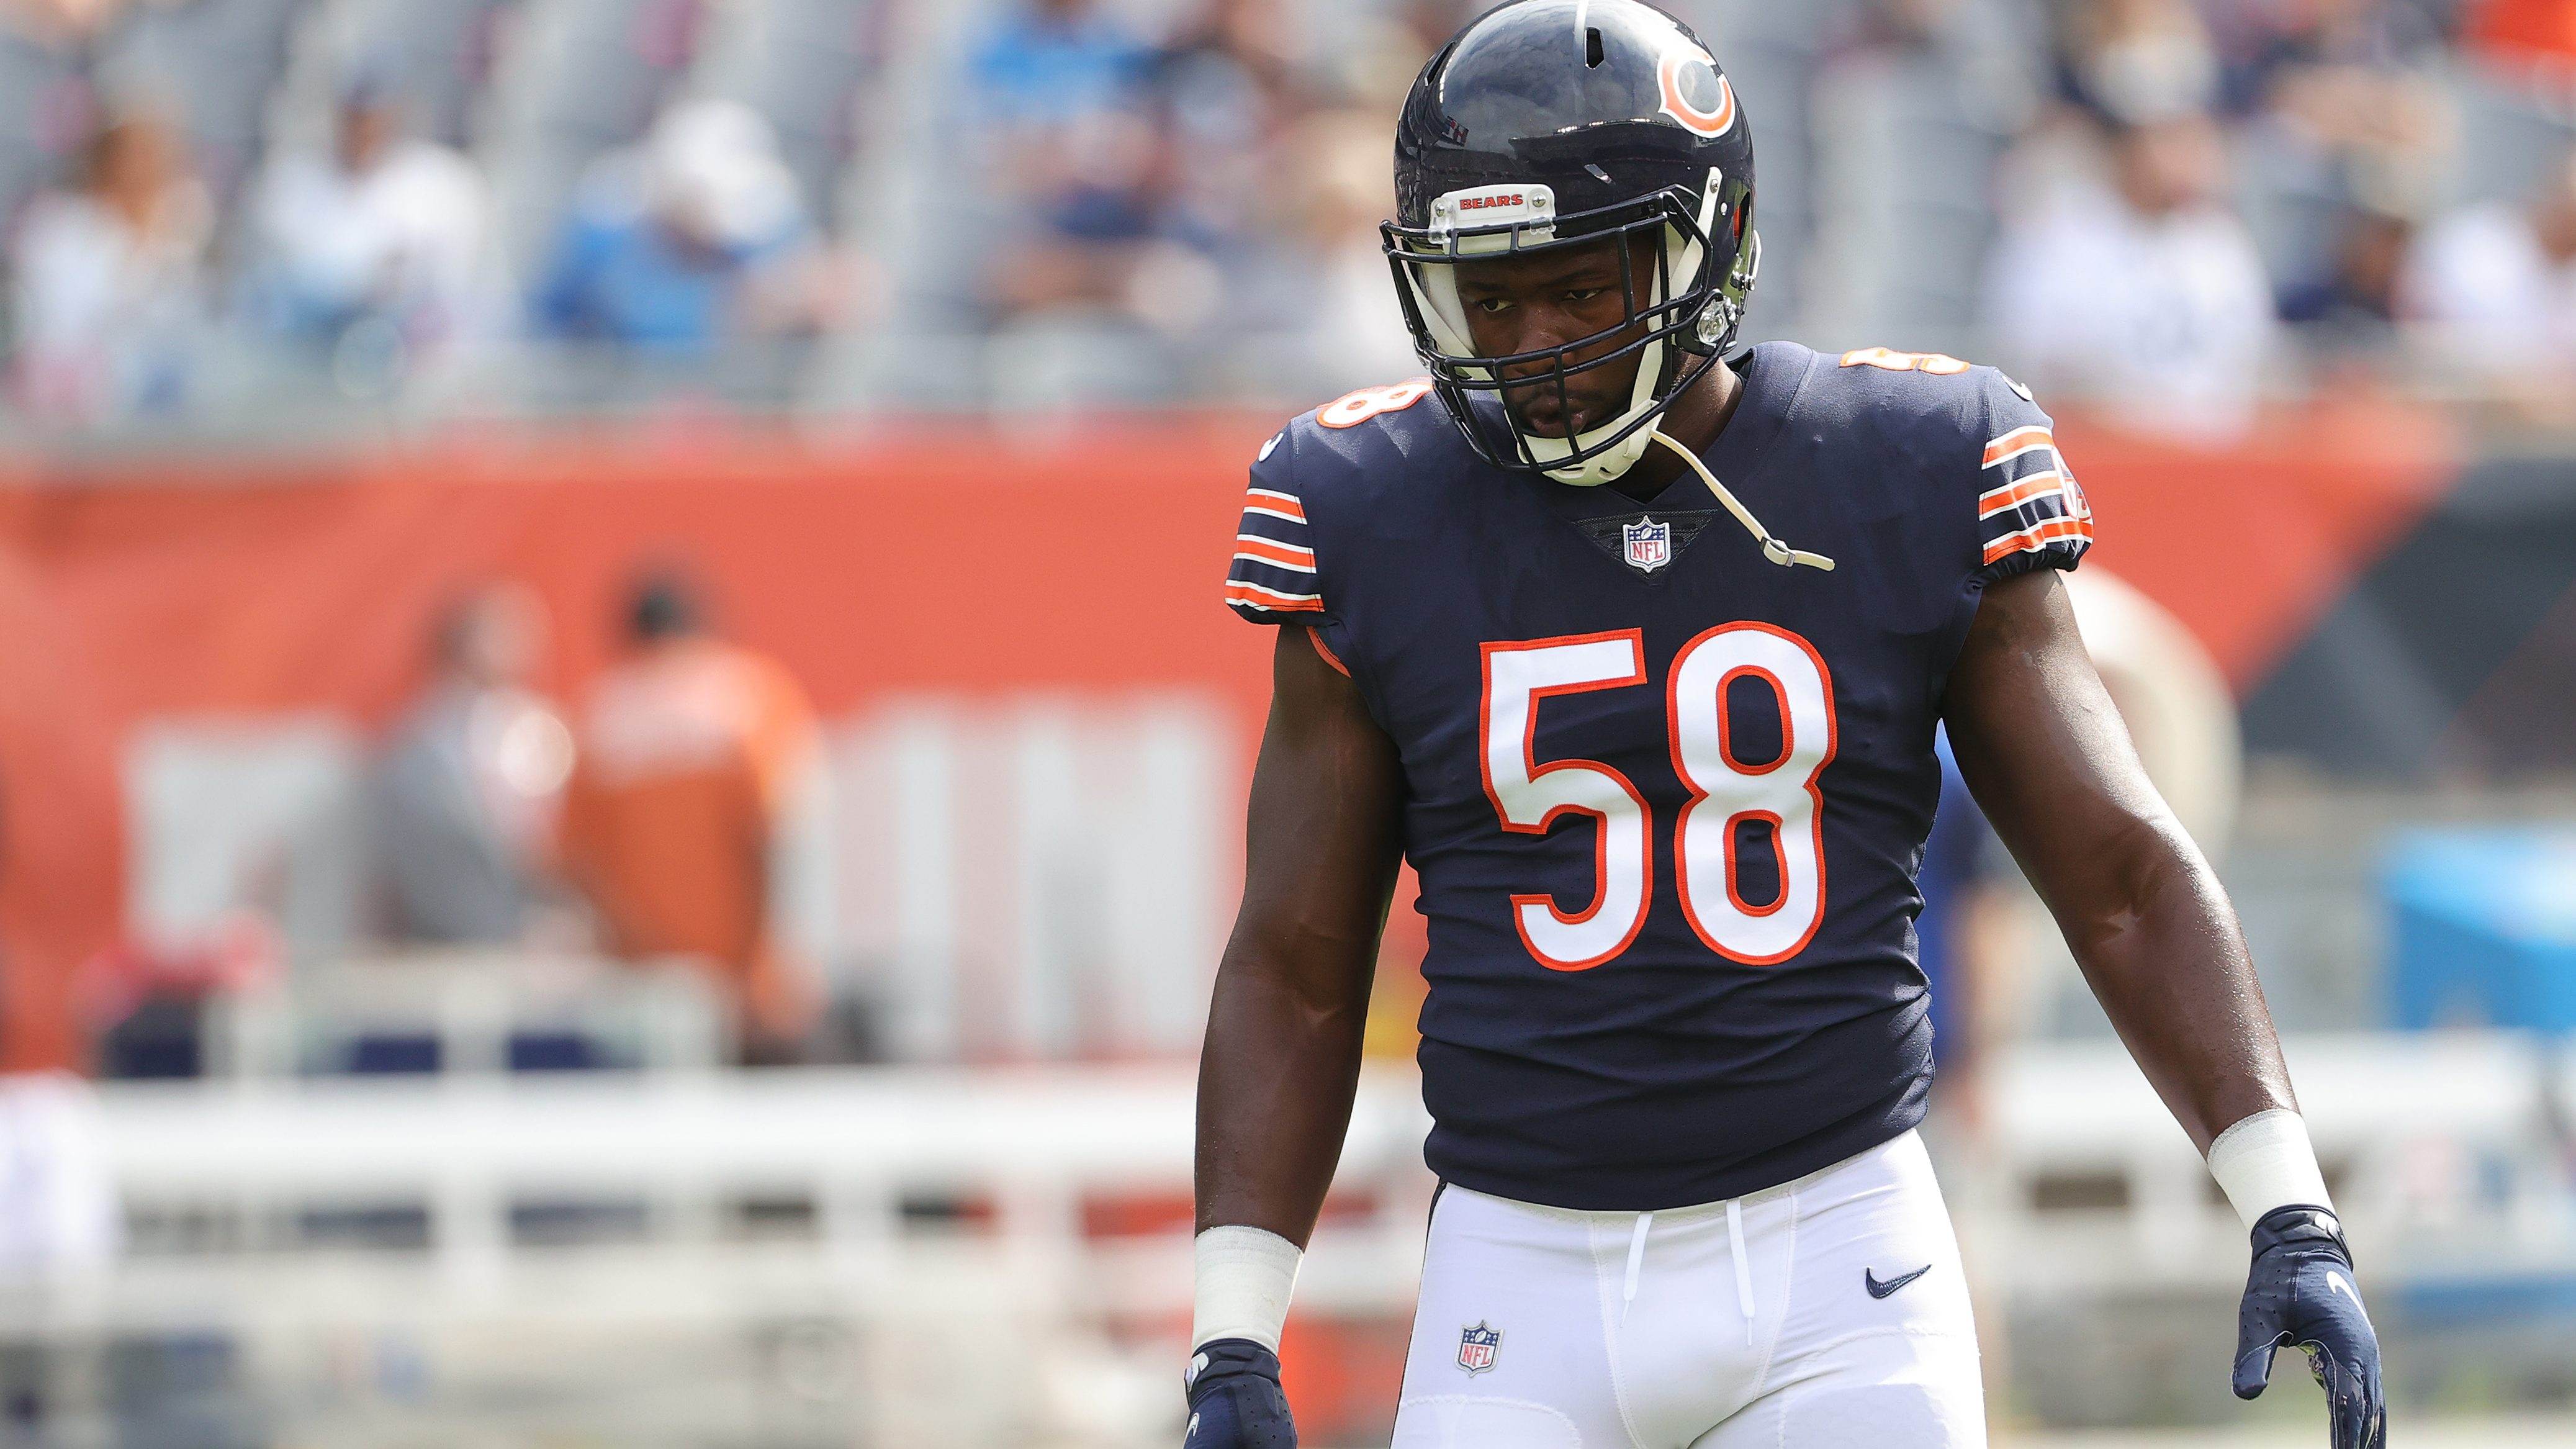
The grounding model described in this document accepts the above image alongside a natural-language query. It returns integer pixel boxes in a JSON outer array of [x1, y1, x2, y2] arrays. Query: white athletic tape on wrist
[[1193, 1225, 1302, 1353], [2207, 1108, 2333, 1232]]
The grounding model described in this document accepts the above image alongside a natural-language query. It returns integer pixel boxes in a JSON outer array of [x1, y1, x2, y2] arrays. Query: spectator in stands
[[964, 0, 1163, 322], [242, 62, 503, 388], [374, 583, 574, 946], [2060, 0, 2225, 125], [1988, 7, 2278, 441], [973, 0, 1145, 127], [1277, 107, 1421, 395], [560, 570, 821, 1063], [2207, 0, 2448, 362], [1144, 0, 1297, 329], [2204, 0, 2449, 117], [2279, 199, 2415, 349], [4, 107, 207, 423], [2399, 143, 2576, 412], [532, 100, 829, 353]]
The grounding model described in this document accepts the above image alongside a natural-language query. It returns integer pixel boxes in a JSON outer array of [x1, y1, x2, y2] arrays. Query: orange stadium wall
[[0, 403, 2458, 1073]]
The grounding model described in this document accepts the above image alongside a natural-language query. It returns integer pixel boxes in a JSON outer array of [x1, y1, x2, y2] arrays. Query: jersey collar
[[1526, 343, 1804, 524]]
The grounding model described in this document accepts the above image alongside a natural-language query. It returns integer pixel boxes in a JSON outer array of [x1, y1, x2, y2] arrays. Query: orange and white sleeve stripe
[[1227, 484, 1324, 618], [1975, 425, 2094, 568]]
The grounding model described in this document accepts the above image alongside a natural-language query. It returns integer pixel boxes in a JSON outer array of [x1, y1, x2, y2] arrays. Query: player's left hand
[[2232, 1205, 2385, 1448]]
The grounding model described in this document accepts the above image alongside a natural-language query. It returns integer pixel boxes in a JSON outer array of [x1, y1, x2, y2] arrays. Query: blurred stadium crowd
[[7, 6, 2576, 1446], [1, 0, 2575, 436]]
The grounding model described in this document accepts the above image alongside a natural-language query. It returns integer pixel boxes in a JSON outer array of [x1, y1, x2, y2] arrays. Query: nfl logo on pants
[[1622, 517, 1671, 572], [1456, 1321, 1502, 1375]]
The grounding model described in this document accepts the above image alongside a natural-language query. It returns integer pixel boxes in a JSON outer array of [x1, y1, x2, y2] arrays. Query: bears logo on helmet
[[1657, 47, 1737, 137]]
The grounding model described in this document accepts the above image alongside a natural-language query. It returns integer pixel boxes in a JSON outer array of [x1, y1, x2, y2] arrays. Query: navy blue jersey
[[1225, 343, 2091, 1211]]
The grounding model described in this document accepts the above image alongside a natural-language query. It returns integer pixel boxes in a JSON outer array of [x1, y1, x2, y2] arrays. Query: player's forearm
[[2053, 815, 2295, 1154], [1196, 626, 1404, 1239], [1947, 571, 2295, 1153], [1194, 941, 1373, 1242]]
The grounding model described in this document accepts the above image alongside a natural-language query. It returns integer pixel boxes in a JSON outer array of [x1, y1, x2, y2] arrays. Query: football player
[[1187, 3, 2382, 1448]]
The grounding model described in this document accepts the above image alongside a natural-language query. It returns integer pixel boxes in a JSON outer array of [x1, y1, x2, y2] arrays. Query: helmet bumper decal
[[1429, 184, 1558, 242]]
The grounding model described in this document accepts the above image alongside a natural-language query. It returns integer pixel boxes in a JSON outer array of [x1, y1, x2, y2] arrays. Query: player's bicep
[[1940, 571, 2176, 894], [1228, 627, 1405, 996]]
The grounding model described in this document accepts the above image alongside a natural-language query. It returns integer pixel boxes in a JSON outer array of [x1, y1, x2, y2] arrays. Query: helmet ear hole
[[1586, 27, 1605, 67]]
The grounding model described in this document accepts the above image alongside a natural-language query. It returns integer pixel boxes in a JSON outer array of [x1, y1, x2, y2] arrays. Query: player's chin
[[1503, 387, 1615, 439]]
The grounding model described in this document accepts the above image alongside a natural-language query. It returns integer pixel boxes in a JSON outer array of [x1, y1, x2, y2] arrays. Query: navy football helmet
[[1385, 0, 1760, 485]]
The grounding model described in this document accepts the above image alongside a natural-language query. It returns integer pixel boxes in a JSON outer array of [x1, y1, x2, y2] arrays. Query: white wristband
[[2206, 1108, 2333, 1231], [1192, 1225, 1303, 1353]]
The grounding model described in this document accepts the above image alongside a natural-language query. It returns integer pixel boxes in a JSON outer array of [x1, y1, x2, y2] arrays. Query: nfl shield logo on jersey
[[1622, 517, 1672, 572], [1456, 1321, 1502, 1375]]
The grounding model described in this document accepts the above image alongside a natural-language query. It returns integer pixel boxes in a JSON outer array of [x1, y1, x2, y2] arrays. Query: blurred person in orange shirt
[[374, 583, 574, 946], [560, 571, 821, 1063]]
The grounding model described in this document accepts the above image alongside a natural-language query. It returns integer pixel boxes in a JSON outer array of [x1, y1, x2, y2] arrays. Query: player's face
[[1450, 235, 1659, 439]]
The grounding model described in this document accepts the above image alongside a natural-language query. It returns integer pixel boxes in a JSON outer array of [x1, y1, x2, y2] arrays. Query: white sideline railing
[[6, 1034, 2573, 1449], [14, 1032, 2573, 1324], [16, 1062, 1437, 1337], [1968, 1032, 2576, 1293]]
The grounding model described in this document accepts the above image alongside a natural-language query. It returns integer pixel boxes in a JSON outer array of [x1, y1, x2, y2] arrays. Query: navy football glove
[[2233, 1205, 2385, 1449], [1183, 1338, 1296, 1449]]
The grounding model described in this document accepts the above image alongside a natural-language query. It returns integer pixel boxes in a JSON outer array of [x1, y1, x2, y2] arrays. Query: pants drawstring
[[1620, 1211, 1653, 1322], [1726, 1198, 1755, 1345]]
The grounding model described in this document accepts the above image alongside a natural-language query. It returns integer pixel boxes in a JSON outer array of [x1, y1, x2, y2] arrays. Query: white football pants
[[1391, 1130, 1984, 1449]]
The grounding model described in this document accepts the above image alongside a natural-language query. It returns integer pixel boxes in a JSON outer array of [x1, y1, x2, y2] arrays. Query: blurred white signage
[[119, 694, 1241, 1063], [831, 692, 1236, 1062], [125, 715, 367, 951]]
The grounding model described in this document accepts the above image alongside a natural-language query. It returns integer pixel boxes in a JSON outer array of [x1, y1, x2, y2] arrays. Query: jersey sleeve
[[1222, 426, 1327, 623], [1968, 372, 2094, 585]]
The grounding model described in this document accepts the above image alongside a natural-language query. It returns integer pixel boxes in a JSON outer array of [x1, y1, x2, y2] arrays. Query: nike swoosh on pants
[[1865, 1265, 1932, 1299]]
